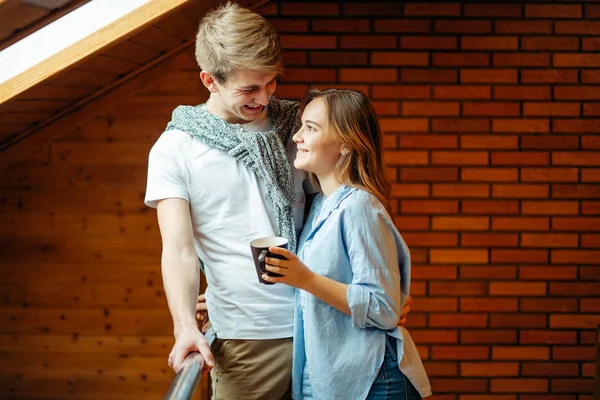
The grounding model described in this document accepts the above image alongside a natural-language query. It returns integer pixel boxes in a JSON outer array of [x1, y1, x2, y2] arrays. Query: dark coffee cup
[[250, 236, 288, 285]]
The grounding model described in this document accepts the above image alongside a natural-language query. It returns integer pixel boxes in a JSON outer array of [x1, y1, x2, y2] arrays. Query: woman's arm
[[264, 197, 407, 330], [342, 204, 405, 330], [263, 249, 350, 315]]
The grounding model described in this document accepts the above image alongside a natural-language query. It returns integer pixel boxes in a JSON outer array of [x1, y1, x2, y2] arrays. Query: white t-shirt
[[145, 115, 310, 339]]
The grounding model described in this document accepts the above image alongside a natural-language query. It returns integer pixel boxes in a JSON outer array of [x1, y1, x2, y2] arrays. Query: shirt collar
[[315, 184, 356, 225]]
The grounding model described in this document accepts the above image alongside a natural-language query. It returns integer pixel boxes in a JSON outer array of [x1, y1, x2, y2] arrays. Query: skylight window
[[0, 0, 152, 85]]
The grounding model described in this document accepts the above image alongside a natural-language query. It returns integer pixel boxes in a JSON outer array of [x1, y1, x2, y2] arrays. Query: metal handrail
[[164, 361, 202, 400]]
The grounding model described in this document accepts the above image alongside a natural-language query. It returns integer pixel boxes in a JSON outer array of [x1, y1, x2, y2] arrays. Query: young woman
[[263, 89, 431, 400]]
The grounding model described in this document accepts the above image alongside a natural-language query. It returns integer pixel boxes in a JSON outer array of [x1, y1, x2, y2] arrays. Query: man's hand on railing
[[168, 328, 214, 375], [179, 352, 207, 373], [164, 353, 203, 400]]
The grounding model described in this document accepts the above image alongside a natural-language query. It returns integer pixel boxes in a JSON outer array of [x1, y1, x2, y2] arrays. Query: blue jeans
[[366, 336, 422, 400], [301, 336, 421, 400]]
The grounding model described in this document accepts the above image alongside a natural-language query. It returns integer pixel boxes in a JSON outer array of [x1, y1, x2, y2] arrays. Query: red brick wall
[[262, 1, 600, 398]]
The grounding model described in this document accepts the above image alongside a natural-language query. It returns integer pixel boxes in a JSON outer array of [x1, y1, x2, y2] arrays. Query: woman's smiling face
[[293, 98, 344, 177]]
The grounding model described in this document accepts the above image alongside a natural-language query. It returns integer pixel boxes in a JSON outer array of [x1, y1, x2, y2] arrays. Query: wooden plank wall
[[0, 47, 209, 399]]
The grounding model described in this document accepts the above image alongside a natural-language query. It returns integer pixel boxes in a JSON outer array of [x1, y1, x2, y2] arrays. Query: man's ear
[[200, 71, 218, 93]]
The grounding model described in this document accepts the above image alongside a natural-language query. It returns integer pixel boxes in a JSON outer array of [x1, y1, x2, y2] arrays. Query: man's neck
[[205, 97, 241, 124]]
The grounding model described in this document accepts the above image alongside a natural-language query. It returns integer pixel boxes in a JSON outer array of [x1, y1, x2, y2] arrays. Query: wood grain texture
[[0, 0, 192, 104], [0, 2, 265, 397], [0, 21, 208, 400]]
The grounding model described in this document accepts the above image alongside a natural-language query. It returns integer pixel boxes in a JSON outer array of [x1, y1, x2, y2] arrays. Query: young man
[[145, 3, 411, 399]]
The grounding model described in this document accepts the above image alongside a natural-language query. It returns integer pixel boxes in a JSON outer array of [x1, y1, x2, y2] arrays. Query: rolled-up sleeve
[[343, 200, 403, 330]]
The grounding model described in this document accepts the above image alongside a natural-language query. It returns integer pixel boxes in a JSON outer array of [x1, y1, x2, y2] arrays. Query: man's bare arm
[[157, 198, 214, 372]]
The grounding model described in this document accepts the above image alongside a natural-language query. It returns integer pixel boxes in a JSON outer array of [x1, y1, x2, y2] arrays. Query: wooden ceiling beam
[[0, 0, 193, 104]]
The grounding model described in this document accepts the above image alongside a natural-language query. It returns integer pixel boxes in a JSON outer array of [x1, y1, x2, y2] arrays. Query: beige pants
[[210, 337, 293, 400]]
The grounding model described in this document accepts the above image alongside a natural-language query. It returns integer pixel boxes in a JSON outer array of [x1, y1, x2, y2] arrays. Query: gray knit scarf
[[164, 97, 300, 263]]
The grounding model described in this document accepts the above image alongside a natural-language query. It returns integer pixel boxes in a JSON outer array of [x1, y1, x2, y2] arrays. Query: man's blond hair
[[195, 2, 283, 83]]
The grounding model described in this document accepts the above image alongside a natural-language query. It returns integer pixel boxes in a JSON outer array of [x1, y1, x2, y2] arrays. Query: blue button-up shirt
[[292, 185, 432, 399]]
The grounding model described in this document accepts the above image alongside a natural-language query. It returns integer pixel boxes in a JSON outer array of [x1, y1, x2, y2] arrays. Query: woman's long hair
[[303, 88, 392, 215]]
